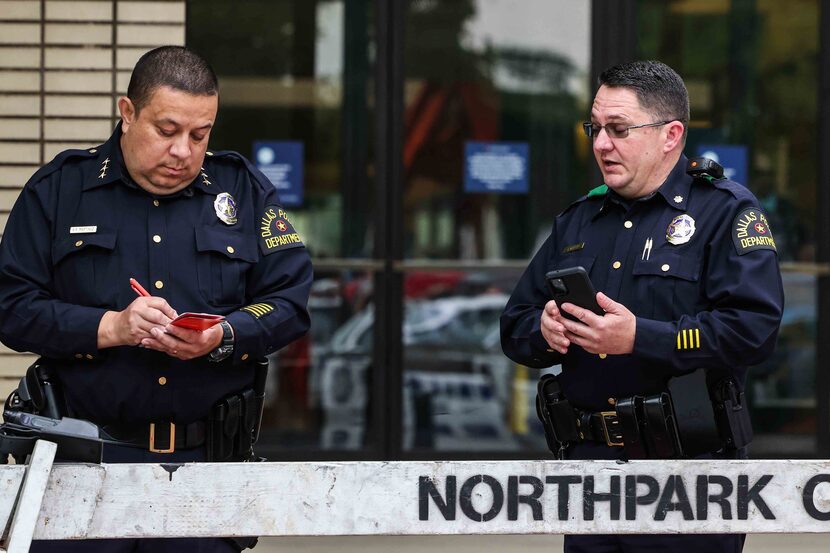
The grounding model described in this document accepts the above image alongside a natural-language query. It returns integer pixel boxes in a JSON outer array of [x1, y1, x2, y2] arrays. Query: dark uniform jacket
[[501, 155, 784, 413], [0, 125, 313, 426]]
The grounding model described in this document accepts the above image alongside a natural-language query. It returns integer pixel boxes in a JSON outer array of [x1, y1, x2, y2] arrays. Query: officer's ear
[[662, 120, 685, 153], [118, 96, 136, 132]]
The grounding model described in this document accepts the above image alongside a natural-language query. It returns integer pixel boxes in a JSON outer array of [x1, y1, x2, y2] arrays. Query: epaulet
[[204, 149, 273, 192], [706, 176, 754, 201], [25, 148, 98, 186]]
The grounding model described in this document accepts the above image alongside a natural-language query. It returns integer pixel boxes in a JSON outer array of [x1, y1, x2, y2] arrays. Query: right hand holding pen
[[540, 300, 570, 354], [97, 297, 178, 348]]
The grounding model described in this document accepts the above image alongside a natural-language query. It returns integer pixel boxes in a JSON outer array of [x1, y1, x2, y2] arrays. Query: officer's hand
[[559, 292, 635, 355], [140, 323, 224, 361], [540, 300, 570, 354], [97, 297, 177, 348]]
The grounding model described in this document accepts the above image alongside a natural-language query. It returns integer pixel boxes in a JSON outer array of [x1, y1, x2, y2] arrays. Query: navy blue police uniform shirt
[[0, 124, 313, 425], [501, 155, 784, 413]]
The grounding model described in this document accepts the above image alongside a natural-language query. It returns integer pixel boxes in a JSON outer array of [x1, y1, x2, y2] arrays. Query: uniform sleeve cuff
[[225, 311, 260, 364], [75, 307, 108, 359], [531, 327, 553, 353], [632, 317, 675, 363]]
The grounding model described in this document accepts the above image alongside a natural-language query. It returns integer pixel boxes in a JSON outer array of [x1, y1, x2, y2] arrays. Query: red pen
[[130, 278, 151, 297]]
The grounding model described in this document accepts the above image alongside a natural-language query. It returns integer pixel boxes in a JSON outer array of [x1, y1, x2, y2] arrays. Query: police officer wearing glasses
[[0, 46, 312, 552], [501, 60, 783, 552]]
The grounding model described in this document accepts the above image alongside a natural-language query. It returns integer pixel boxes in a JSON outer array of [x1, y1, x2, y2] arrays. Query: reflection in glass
[[404, 0, 591, 261], [637, 0, 819, 456], [399, 0, 591, 453], [276, 269, 553, 453], [398, 270, 550, 452], [260, 270, 375, 453]]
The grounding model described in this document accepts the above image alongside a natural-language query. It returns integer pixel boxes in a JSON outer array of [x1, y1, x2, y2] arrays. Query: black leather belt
[[102, 421, 206, 453], [575, 410, 624, 447]]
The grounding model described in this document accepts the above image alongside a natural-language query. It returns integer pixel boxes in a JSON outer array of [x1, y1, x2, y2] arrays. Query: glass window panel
[[258, 269, 376, 454], [399, 0, 591, 455], [403, 0, 592, 261], [637, 0, 819, 457], [400, 269, 551, 453]]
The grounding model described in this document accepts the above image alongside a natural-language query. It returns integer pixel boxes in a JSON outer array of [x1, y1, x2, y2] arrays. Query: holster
[[535, 374, 579, 457], [206, 358, 268, 462], [10, 361, 66, 419], [708, 372, 753, 450]]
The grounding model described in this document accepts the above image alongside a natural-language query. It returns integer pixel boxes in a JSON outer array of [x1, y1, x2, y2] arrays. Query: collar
[[83, 124, 125, 191], [592, 154, 692, 219], [84, 123, 219, 196], [653, 154, 692, 211]]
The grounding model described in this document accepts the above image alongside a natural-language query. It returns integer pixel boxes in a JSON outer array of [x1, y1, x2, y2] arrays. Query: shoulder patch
[[259, 205, 305, 255], [732, 208, 776, 256]]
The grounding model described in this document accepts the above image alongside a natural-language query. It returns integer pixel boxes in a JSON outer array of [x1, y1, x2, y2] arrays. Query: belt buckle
[[149, 422, 176, 453], [599, 411, 624, 447]]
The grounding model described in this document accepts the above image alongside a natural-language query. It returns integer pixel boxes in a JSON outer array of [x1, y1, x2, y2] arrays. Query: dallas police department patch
[[666, 213, 696, 245], [732, 208, 776, 255], [214, 192, 238, 225], [259, 205, 305, 255]]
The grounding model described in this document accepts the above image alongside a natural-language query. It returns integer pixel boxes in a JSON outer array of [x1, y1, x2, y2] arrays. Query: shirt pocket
[[632, 251, 701, 318], [52, 230, 118, 307], [195, 227, 258, 307]]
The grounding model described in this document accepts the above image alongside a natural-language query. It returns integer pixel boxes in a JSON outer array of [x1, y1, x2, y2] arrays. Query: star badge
[[673, 195, 683, 203]]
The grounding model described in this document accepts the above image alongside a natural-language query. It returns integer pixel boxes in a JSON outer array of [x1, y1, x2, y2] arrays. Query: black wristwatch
[[208, 320, 234, 362]]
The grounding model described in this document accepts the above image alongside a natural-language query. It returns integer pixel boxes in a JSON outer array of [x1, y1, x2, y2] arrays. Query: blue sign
[[696, 144, 748, 187], [253, 141, 304, 207], [464, 141, 529, 194]]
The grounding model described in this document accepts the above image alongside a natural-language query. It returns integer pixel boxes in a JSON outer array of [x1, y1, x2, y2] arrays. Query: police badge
[[666, 213, 695, 245], [214, 192, 237, 225]]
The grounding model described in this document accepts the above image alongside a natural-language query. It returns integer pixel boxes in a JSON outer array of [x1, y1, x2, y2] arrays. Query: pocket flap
[[633, 252, 700, 282], [52, 230, 117, 265], [195, 227, 258, 263]]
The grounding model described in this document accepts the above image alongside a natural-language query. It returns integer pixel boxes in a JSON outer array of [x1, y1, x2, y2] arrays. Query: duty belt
[[102, 420, 206, 453], [576, 410, 624, 447]]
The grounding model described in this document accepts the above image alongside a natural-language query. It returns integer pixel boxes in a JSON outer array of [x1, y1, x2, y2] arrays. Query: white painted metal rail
[[2, 441, 830, 549]]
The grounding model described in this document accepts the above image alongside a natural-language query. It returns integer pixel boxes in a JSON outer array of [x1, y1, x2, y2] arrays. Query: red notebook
[[169, 312, 225, 331]]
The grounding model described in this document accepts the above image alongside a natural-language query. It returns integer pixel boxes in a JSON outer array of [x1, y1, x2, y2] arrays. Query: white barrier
[[2, 441, 830, 547]]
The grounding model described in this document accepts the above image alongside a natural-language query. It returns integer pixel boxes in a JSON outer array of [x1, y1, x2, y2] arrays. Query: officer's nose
[[169, 135, 191, 160], [593, 127, 614, 153]]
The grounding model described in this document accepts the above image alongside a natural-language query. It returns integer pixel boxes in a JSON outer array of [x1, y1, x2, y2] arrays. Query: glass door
[[398, 0, 593, 455]]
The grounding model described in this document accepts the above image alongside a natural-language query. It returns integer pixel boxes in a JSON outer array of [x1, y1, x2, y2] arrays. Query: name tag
[[70, 226, 97, 234]]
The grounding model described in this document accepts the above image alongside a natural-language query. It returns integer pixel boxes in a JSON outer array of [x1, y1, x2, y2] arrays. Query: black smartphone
[[544, 266, 603, 318]]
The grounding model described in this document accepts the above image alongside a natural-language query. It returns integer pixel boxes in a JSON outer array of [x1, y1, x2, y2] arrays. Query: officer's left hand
[[558, 292, 635, 355], [140, 324, 224, 360]]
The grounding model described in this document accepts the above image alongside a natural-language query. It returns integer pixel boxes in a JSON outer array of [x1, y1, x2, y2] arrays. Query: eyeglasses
[[582, 120, 676, 139]]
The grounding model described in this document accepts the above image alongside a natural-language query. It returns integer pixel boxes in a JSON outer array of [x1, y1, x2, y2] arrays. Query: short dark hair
[[599, 60, 689, 139], [127, 46, 218, 112]]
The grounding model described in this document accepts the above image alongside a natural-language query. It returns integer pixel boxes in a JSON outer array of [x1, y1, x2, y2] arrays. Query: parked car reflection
[[317, 292, 535, 451]]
